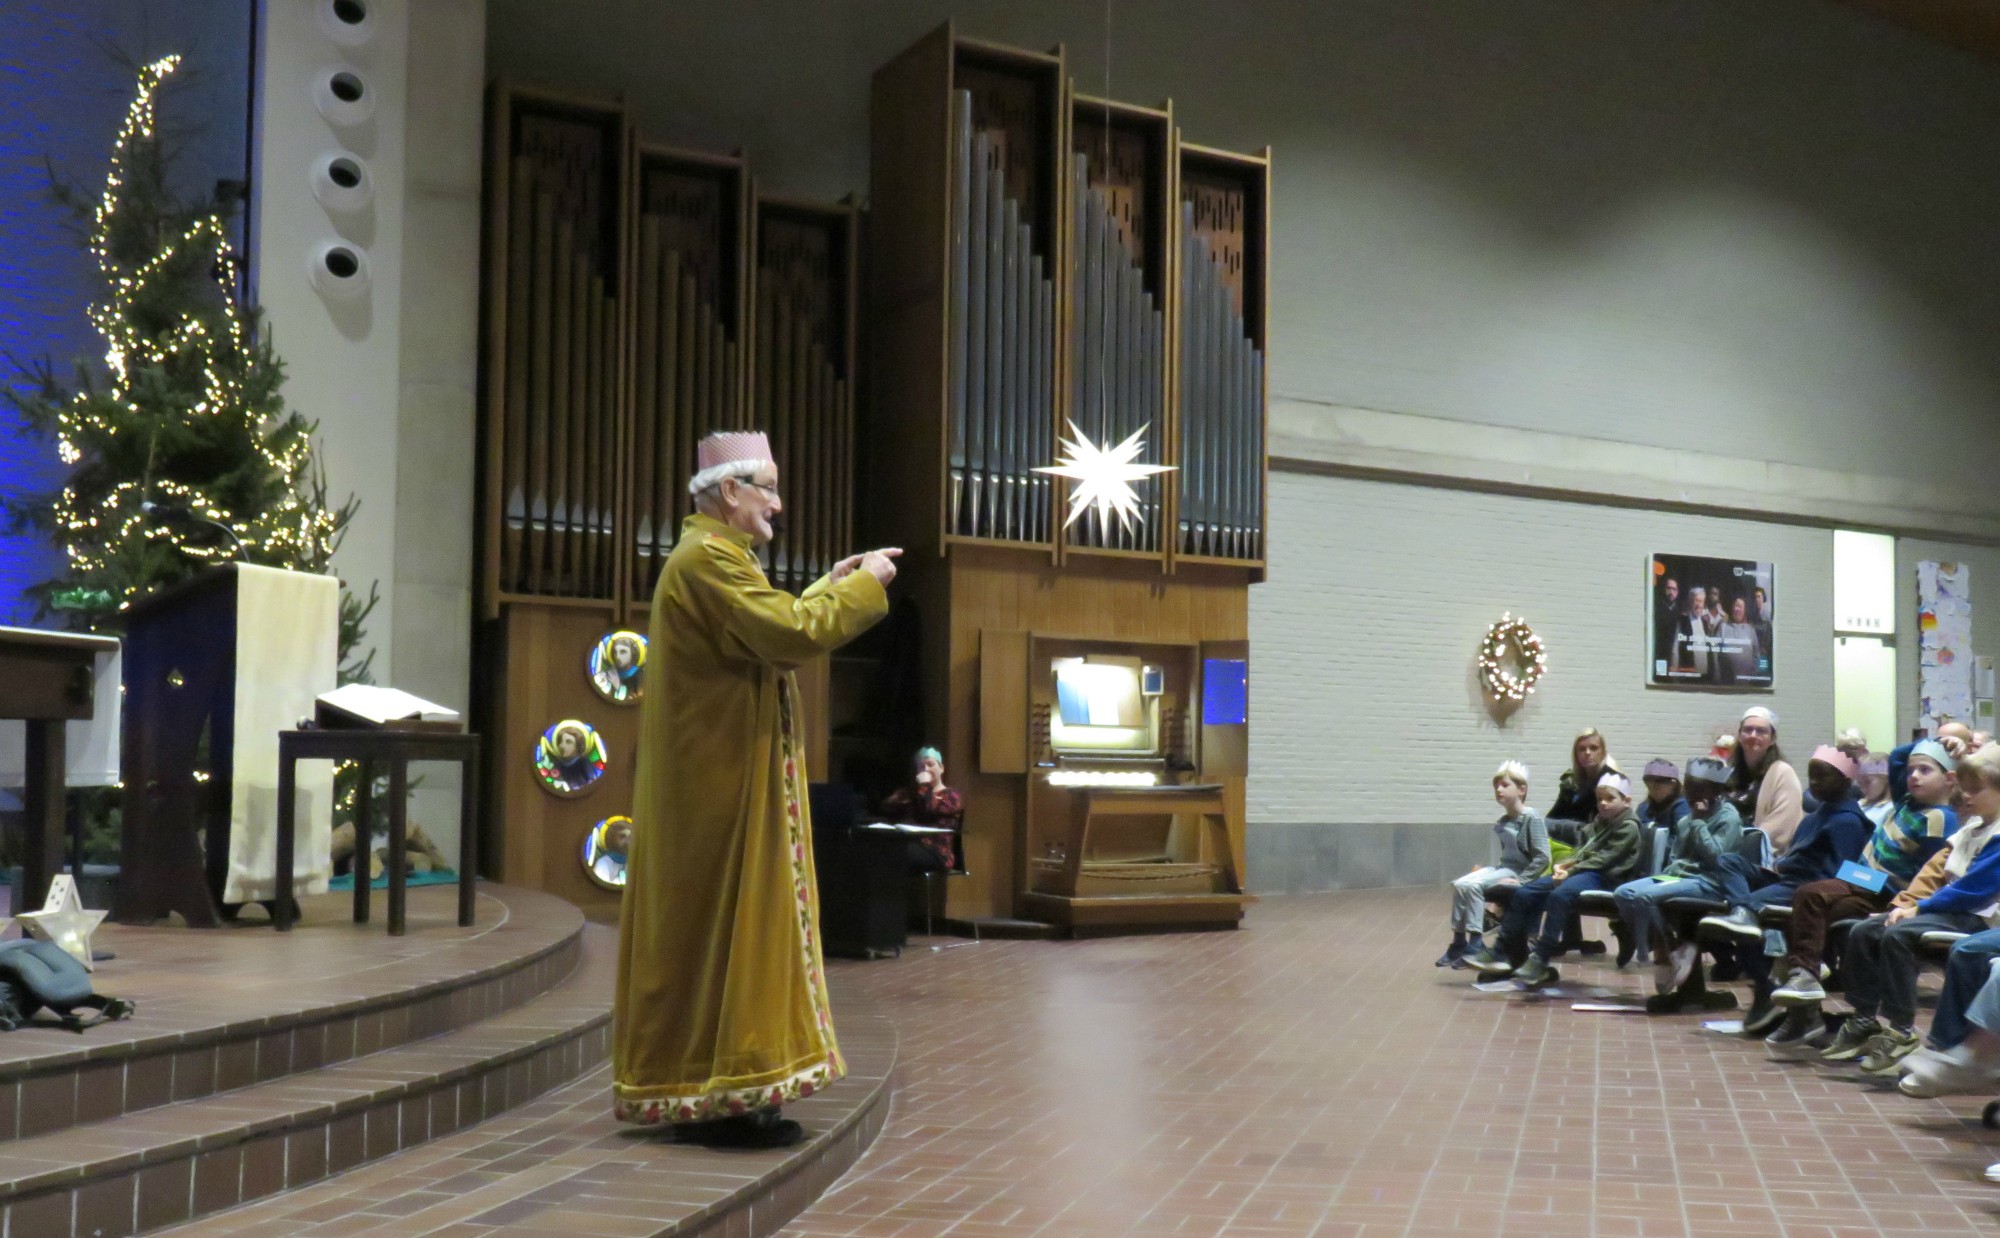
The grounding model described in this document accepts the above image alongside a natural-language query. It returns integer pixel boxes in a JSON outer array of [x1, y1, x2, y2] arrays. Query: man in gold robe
[[614, 430, 899, 1147]]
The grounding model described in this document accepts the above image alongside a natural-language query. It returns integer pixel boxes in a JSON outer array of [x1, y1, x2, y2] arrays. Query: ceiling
[[1841, 0, 2000, 63]]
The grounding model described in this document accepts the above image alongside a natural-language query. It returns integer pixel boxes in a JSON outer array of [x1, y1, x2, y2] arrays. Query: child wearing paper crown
[[1437, 761, 1551, 968], [1763, 738, 1961, 1052], [1698, 744, 1873, 1036], [1468, 770, 1641, 987], [1612, 756, 1744, 996]]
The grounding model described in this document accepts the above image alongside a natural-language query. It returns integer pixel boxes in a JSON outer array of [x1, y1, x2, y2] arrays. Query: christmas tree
[[5, 55, 377, 863], [4, 53, 353, 629]]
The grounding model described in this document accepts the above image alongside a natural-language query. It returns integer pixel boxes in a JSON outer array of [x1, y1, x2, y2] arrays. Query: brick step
[[0, 883, 585, 1144], [0, 922, 614, 1237], [158, 985, 895, 1238]]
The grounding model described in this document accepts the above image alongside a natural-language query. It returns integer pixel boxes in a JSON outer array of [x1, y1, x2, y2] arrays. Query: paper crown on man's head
[[697, 431, 773, 472]]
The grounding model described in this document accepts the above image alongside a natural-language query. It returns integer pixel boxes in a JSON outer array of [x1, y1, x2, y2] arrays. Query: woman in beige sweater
[[1729, 705, 1803, 855]]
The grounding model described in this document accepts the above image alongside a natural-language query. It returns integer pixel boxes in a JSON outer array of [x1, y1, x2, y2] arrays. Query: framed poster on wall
[[1648, 554, 1774, 689]]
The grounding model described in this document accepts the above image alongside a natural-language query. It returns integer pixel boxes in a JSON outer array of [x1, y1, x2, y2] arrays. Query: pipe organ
[[867, 25, 1270, 934], [476, 86, 856, 914]]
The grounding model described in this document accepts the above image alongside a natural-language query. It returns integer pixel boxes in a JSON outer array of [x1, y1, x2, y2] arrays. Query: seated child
[[1763, 739, 1959, 1055], [1821, 741, 2000, 1075], [1437, 761, 1550, 967], [1637, 759, 1691, 830], [1468, 771, 1641, 987], [1857, 753, 1892, 828], [1611, 756, 1742, 995], [1696, 745, 1873, 1033]]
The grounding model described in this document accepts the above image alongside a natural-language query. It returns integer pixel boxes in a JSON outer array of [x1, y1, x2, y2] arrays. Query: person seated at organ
[[1762, 739, 1961, 1057], [1437, 761, 1549, 968], [1468, 770, 1641, 987], [1820, 742, 2000, 1075], [879, 745, 963, 872], [1637, 759, 1690, 830], [1611, 756, 1743, 996], [1698, 745, 1872, 1035]]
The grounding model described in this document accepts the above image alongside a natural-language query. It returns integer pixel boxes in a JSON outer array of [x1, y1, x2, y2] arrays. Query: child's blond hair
[[1493, 760, 1530, 791]]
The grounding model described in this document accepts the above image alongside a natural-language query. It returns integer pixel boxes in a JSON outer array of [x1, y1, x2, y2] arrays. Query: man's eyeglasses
[[738, 480, 780, 499]]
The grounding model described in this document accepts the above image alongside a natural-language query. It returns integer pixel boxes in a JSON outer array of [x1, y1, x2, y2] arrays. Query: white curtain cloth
[[225, 565, 338, 904]]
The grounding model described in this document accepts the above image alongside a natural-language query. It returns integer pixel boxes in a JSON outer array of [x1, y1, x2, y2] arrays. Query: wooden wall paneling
[[494, 603, 625, 920], [865, 23, 953, 560], [978, 628, 1029, 774]]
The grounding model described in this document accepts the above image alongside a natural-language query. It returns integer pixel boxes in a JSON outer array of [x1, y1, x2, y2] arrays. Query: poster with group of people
[[1649, 554, 1775, 688]]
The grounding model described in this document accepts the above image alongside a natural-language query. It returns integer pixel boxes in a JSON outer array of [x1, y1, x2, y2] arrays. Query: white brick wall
[[1249, 470, 1834, 826]]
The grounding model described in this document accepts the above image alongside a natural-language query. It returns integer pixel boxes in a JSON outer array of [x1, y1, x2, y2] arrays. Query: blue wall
[[0, 2, 254, 624]]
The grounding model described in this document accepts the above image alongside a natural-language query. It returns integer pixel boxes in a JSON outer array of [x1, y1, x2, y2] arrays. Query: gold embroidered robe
[[613, 514, 888, 1124]]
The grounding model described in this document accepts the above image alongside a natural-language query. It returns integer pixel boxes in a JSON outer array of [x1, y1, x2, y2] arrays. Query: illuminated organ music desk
[[1002, 641, 1252, 934]]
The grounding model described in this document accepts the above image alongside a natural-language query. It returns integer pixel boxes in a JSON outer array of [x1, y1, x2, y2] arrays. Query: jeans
[[1612, 875, 1720, 954], [1498, 870, 1612, 962], [1926, 928, 2000, 1049], [1842, 911, 1990, 1030], [1450, 866, 1521, 934], [1713, 853, 1801, 985]]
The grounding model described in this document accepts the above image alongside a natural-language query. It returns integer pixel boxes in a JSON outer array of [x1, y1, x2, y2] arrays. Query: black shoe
[[678, 1111, 805, 1149], [1576, 939, 1607, 956], [1435, 941, 1466, 968], [1615, 934, 1636, 969], [1743, 995, 1785, 1038]]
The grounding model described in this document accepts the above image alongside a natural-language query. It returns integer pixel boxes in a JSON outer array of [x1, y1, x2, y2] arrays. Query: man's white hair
[[688, 458, 772, 498]]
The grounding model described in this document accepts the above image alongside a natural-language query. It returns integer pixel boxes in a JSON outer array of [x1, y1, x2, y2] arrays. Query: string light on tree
[[1478, 613, 1547, 703], [4, 53, 377, 855], [6, 54, 344, 617]]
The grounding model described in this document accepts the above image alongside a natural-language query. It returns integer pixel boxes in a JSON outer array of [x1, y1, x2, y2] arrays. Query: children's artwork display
[[1918, 561, 1973, 732], [1647, 554, 1775, 689]]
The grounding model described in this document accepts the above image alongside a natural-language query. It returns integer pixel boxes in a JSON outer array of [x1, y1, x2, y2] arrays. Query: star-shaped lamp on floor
[[19, 875, 108, 971]]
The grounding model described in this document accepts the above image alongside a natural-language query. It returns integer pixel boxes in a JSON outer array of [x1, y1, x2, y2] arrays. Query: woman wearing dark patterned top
[[880, 746, 963, 871]]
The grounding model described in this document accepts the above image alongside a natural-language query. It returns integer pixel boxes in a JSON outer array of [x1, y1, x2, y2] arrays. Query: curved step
[[0, 883, 583, 1143], [0, 920, 611, 1237], [156, 985, 895, 1238]]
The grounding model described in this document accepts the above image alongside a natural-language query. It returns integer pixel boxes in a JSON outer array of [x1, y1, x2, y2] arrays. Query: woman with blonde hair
[[1548, 728, 1616, 827]]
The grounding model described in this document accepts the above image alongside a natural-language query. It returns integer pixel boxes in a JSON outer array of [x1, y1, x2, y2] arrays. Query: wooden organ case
[[476, 85, 856, 914], [868, 26, 1269, 935]]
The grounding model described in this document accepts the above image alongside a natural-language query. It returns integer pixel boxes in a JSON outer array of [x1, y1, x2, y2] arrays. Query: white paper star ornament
[[1033, 421, 1175, 533], [19, 875, 107, 971]]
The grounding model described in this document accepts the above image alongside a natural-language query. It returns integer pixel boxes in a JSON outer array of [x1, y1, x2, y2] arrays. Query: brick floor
[[782, 887, 2000, 1236]]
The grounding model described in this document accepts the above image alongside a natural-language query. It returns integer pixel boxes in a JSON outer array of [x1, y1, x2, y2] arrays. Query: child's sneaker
[[1772, 967, 1826, 1007], [1819, 1015, 1882, 1062], [1465, 947, 1514, 975], [1858, 1026, 1922, 1076], [1513, 956, 1555, 988]]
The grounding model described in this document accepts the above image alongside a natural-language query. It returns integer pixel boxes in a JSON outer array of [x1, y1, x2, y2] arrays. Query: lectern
[[0, 627, 120, 911], [117, 564, 339, 926]]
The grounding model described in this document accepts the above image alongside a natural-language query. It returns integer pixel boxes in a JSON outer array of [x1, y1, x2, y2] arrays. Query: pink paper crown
[[1809, 744, 1859, 781], [698, 431, 773, 471]]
